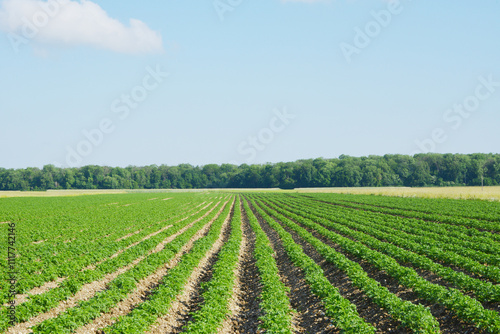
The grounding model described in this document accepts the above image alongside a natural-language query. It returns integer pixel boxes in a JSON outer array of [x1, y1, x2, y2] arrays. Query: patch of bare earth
[[31, 240, 46, 245], [219, 205, 262, 334], [0, 221, 10, 224], [7, 202, 222, 334], [77, 201, 231, 334], [247, 202, 339, 334], [284, 209, 481, 334], [146, 202, 234, 334]]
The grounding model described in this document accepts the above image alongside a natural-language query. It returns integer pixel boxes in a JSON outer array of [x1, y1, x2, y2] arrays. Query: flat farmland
[[1, 192, 499, 333]]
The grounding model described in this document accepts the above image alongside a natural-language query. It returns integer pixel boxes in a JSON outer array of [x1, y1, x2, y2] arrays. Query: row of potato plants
[[241, 199, 294, 334], [294, 195, 500, 252], [0, 194, 212, 305], [320, 193, 500, 222], [33, 198, 231, 333], [250, 196, 440, 334], [0, 198, 201, 306], [262, 195, 500, 333], [102, 198, 235, 333], [182, 197, 243, 333], [248, 197, 382, 333], [0, 200, 224, 331], [277, 196, 500, 302], [306, 194, 500, 234]]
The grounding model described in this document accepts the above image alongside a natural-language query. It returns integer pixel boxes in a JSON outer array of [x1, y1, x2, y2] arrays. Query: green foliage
[[0, 195, 226, 332], [182, 197, 243, 333], [242, 199, 294, 334], [2, 153, 500, 190], [2, 192, 500, 333], [248, 198, 376, 334], [256, 194, 500, 333], [103, 198, 235, 333]]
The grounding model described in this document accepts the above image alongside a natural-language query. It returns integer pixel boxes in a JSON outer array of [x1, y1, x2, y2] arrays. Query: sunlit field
[[1, 192, 499, 333], [296, 186, 500, 201]]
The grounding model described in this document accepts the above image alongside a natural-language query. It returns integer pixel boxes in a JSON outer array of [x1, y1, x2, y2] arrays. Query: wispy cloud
[[0, 0, 163, 54]]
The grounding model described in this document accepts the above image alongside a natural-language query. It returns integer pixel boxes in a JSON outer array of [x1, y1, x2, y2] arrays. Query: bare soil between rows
[[265, 201, 483, 333], [246, 200, 341, 334], [220, 204, 263, 334]]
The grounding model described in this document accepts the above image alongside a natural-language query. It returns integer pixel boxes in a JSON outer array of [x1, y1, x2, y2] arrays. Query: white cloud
[[0, 0, 163, 54]]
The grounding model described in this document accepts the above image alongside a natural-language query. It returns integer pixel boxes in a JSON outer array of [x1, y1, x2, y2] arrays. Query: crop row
[[182, 196, 243, 333], [250, 196, 440, 333], [304, 194, 500, 234], [0, 199, 202, 306], [277, 196, 500, 301], [316, 192, 500, 222], [0, 195, 213, 305], [103, 198, 235, 333], [259, 195, 500, 332], [0, 200, 225, 332], [241, 199, 294, 333], [296, 195, 500, 251]]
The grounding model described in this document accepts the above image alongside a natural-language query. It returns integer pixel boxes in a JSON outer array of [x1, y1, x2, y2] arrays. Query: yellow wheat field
[[296, 186, 500, 201]]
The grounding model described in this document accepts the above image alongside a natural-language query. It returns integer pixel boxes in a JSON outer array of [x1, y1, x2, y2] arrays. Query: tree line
[[1, 153, 499, 191]]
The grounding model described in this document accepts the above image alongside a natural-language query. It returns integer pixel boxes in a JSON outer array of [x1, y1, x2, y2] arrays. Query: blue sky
[[1, 0, 499, 169]]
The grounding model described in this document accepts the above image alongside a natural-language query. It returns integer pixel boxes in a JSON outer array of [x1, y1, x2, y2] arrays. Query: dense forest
[[1, 153, 500, 191]]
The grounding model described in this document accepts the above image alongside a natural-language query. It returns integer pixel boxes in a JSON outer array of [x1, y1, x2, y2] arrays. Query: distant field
[[296, 186, 500, 201], [0, 188, 279, 198], [2, 186, 500, 201], [0, 189, 128, 198], [1, 192, 499, 333]]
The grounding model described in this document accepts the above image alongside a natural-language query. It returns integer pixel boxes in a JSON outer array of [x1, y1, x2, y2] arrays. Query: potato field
[[1, 192, 499, 333]]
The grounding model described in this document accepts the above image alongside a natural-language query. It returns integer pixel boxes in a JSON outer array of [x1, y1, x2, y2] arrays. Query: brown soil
[[247, 202, 341, 334], [219, 205, 263, 334], [147, 202, 234, 334]]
